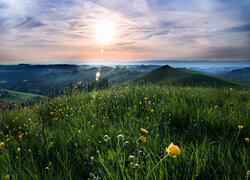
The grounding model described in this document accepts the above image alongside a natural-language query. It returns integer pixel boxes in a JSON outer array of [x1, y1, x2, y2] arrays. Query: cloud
[[15, 16, 45, 29], [0, 0, 250, 63], [224, 24, 250, 33]]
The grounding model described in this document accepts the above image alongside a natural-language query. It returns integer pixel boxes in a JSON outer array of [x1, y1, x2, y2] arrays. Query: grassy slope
[[0, 84, 249, 179], [135, 66, 250, 89], [0, 90, 43, 104]]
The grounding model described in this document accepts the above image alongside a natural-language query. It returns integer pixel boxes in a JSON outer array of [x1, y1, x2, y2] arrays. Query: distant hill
[[0, 89, 43, 104], [218, 68, 250, 82], [0, 66, 141, 95], [134, 65, 250, 89]]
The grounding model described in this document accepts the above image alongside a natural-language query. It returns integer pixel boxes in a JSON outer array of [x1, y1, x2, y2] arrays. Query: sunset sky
[[0, 0, 250, 64]]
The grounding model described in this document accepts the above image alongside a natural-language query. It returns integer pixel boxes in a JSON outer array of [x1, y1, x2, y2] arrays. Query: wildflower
[[5, 125, 8, 129], [117, 134, 124, 141], [166, 142, 180, 157], [0, 142, 4, 146], [50, 112, 54, 115], [245, 138, 249, 142], [91, 125, 94, 129], [104, 138, 107, 143], [6, 138, 9, 142], [49, 162, 53, 166], [246, 170, 250, 179], [28, 118, 31, 121], [90, 156, 94, 160], [141, 128, 148, 134], [28, 149, 32, 152], [78, 130, 81, 133], [214, 105, 218, 108], [15, 117, 18, 120], [139, 101, 142, 105], [146, 117, 149, 120], [150, 109, 154, 113], [18, 135, 22, 139], [140, 135, 146, 143], [17, 148, 21, 152], [238, 125, 243, 129], [128, 155, 135, 162], [5, 175, 9, 179]]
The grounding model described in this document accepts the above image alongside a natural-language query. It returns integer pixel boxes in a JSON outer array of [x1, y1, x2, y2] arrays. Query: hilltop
[[135, 65, 250, 89]]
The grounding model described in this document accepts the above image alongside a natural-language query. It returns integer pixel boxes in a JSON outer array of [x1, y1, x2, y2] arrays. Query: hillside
[[0, 90, 42, 104], [0, 66, 141, 95], [218, 67, 250, 81], [135, 65, 250, 89], [0, 84, 249, 179]]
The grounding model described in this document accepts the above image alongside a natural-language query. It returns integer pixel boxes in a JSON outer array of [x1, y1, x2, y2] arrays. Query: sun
[[95, 20, 116, 45]]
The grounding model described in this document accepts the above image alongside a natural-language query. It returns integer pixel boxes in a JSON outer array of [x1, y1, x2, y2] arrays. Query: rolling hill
[[134, 65, 250, 89], [218, 67, 250, 82], [0, 89, 43, 104]]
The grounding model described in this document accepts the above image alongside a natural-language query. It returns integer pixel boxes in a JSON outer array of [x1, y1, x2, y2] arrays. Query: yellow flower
[[17, 148, 21, 152], [104, 138, 108, 143], [141, 128, 148, 134], [78, 130, 81, 133], [5, 175, 9, 179], [49, 162, 53, 166], [245, 138, 249, 142], [150, 109, 154, 113], [91, 125, 94, 129], [6, 138, 9, 142], [50, 112, 54, 115], [247, 170, 250, 179], [238, 125, 243, 129], [214, 105, 218, 108], [18, 135, 23, 139], [146, 117, 149, 120], [0, 142, 4, 146], [90, 156, 94, 160], [28, 149, 32, 152], [140, 135, 146, 143], [166, 142, 181, 157]]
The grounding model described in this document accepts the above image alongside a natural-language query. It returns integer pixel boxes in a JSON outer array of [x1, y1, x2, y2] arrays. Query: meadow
[[0, 83, 249, 179]]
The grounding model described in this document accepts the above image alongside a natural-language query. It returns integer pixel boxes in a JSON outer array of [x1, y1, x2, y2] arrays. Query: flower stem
[[146, 154, 170, 180]]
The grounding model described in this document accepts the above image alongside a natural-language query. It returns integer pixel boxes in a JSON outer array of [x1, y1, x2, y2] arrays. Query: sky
[[0, 0, 250, 64]]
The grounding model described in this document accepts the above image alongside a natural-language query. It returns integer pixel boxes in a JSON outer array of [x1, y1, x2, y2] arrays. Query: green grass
[[135, 66, 250, 89], [0, 90, 43, 104], [0, 84, 249, 179]]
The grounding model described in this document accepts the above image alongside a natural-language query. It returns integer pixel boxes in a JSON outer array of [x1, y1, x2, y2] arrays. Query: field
[[0, 90, 43, 104], [0, 83, 249, 179]]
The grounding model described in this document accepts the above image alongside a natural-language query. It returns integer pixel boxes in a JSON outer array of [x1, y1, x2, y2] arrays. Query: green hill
[[0, 89, 43, 104], [0, 84, 249, 179], [135, 65, 250, 89]]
